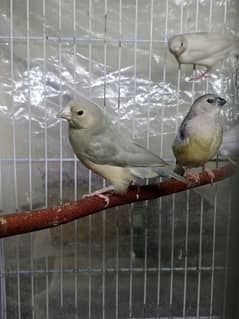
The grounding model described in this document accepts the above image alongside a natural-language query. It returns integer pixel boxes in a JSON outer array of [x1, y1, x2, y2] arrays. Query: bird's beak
[[169, 46, 184, 59], [216, 97, 226, 107], [174, 46, 184, 58], [57, 106, 71, 120]]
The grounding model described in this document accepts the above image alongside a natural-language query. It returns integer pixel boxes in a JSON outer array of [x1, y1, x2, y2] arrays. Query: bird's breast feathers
[[173, 119, 222, 167]]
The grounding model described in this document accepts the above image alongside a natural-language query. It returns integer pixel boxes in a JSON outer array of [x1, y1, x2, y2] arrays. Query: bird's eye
[[180, 42, 184, 46], [207, 98, 214, 104], [77, 110, 84, 116]]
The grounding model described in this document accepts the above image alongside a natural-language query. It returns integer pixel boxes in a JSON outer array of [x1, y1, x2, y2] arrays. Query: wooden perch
[[0, 164, 236, 238]]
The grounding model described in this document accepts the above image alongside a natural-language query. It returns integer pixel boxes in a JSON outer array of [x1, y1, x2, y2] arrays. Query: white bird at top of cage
[[168, 32, 239, 80]]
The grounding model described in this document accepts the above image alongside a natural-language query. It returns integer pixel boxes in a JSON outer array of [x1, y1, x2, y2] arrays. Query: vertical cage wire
[[115, 209, 119, 319], [0, 238, 6, 318], [196, 198, 204, 318], [195, 2, 201, 318], [10, 0, 21, 318], [209, 191, 218, 318], [222, 189, 232, 318], [26, 0, 36, 317], [72, 0, 79, 317], [142, 0, 154, 315], [0, 143, 6, 318], [42, 0, 50, 317], [88, 0, 93, 315], [128, 1, 139, 317], [115, 1, 122, 315], [58, 0, 65, 308], [182, 189, 190, 318], [157, 0, 169, 312], [102, 1, 108, 318]]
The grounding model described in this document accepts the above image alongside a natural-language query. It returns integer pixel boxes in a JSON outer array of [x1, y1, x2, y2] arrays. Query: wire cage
[[0, 0, 238, 318]]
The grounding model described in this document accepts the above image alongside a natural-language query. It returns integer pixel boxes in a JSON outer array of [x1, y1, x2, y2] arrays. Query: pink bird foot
[[82, 186, 114, 207], [185, 172, 200, 186], [204, 168, 215, 184], [190, 70, 209, 81], [95, 193, 110, 207]]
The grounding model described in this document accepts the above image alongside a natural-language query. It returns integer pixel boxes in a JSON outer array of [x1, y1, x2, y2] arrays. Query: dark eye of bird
[[180, 42, 183, 46], [207, 98, 214, 104], [77, 110, 84, 116]]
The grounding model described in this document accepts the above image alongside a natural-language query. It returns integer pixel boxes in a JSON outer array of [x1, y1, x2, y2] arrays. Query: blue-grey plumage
[[172, 94, 226, 178], [58, 96, 185, 194], [168, 32, 239, 79]]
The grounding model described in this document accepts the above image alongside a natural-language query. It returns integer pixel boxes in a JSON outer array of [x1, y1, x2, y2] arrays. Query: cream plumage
[[58, 96, 185, 194]]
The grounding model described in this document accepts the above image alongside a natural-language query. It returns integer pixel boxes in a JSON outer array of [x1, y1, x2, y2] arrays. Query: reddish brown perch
[[0, 164, 236, 238]]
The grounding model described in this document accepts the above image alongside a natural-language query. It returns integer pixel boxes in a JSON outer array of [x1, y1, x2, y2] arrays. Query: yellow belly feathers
[[173, 133, 222, 167]]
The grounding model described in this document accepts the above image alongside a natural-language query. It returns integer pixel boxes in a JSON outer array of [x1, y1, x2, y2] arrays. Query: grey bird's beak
[[57, 106, 71, 120], [216, 97, 226, 107], [173, 46, 185, 58]]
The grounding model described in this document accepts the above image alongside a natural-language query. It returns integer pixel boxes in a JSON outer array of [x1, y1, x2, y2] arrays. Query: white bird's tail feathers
[[220, 124, 239, 158]]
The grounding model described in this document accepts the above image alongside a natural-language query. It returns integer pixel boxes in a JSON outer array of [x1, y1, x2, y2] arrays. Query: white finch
[[168, 32, 239, 80]]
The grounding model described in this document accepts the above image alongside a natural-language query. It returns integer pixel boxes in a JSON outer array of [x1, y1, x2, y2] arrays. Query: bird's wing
[[82, 126, 169, 168], [84, 138, 168, 168], [77, 127, 186, 182], [187, 33, 237, 62], [84, 137, 186, 181]]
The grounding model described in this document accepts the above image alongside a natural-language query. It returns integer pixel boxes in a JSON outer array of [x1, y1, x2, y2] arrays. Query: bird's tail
[[130, 166, 186, 183], [171, 172, 187, 183]]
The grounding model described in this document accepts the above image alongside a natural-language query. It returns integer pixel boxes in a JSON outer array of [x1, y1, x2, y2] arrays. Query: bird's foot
[[95, 193, 110, 207], [203, 168, 215, 184], [174, 164, 185, 176], [190, 70, 209, 81], [82, 186, 114, 207], [185, 172, 200, 186]]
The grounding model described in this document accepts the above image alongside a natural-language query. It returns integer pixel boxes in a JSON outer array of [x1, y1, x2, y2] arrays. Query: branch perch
[[0, 164, 235, 238]]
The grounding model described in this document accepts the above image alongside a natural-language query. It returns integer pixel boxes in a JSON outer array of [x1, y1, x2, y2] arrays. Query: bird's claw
[[95, 193, 110, 207], [185, 172, 200, 186], [82, 186, 114, 208], [83, 192, 110, 208], [190, 70, 209, 81], [204, 168, 215, 184]]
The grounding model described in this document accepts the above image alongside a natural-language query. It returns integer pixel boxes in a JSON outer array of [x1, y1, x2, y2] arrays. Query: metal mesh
[[0, 0, 238, 318]]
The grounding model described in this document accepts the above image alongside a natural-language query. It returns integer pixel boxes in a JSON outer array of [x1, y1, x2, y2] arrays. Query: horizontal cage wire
[[0, 0, 238, 319]]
